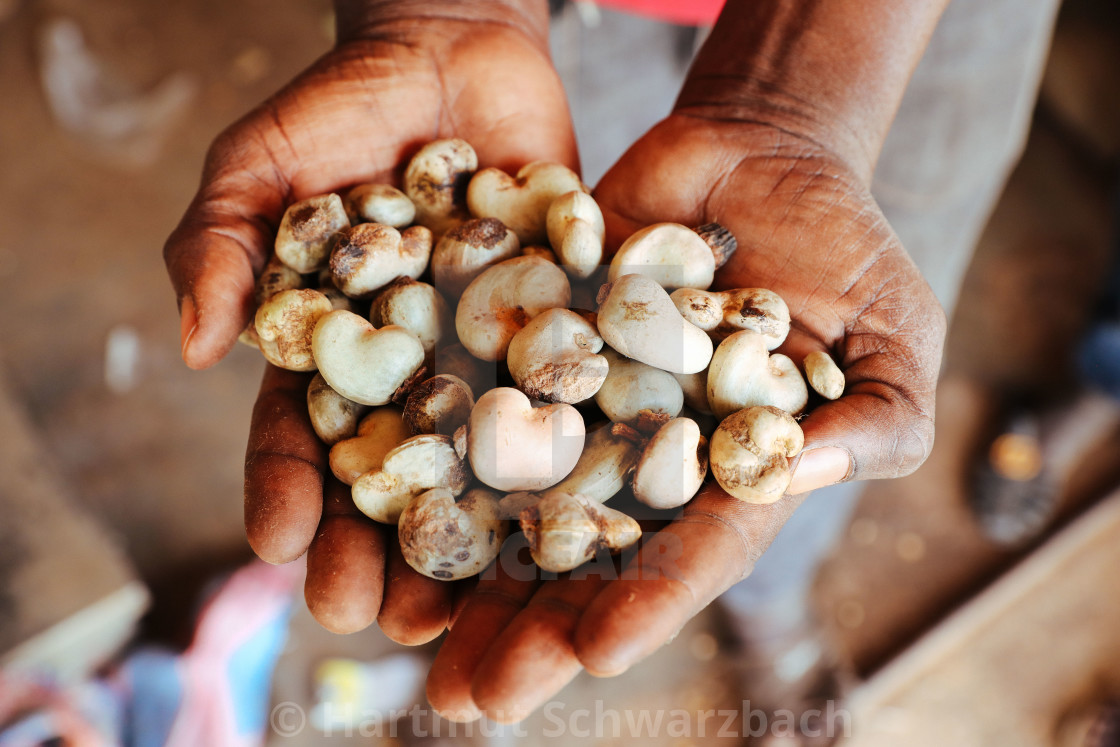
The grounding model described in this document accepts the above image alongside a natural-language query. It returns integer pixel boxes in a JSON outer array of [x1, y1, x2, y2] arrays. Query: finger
[[377, 537, 453, 645], [244, 365, 325, 564], [164, 130, 288, 369], [426, 538, 542, 723], [305, 477, 386, 634], [574, 485, 806, 677], [470, 570, 612, 723], [448, 576, 478, 628]]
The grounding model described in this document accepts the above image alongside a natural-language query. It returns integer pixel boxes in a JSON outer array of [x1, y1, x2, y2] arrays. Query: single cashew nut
[[631, 417, 708, 509], [399, 487, 508, 580], [352, 433, 469, 523], [707, 330, 808, 418], [431, 217, 521, 299], [519, 491, 641, 573], [274, 193, 350, 273], [343, 183, 415, 227], [255, 254, 305, 306], [804, 351, 845, 400], [467, 162, 585, 245], [403, 374, 474, 435], [546, 190, 604, 279], [308, 372, 369, 446], [369, 277, 451, 368], [434, 343, 497, 398], [507, 308, 608, 404], [254, 289, 334, 371], [671, 287, 791, 349], [466, 387, 585, 492], [312, 310, 425, 406], [329, 407, 411, 485], [550, 422, 641, 503], [329, 223, 432, 298], [455, 256, 571, 361], [607, 223, 718, 291], [404, 138, 478, 236], [597, 274, 713, 375], [594, 348, 684, 425], [710, 406, 804, 504]]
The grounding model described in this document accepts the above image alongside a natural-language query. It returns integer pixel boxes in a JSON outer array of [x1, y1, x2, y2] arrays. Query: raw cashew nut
[[519, 491, 641, 573], [254, 289, 334, 371], [804, 351, 845, 400], [404, 138, 478, 236], [403, 374, 474, 435], [431, 217, 521, 299], [329, 407, 411, 485], [352, 434, 469, 523], [329, 223, 432, 298], [507, 308, 608, 404], [455, 256, 571, 362], [550, 422, 641, 503], [274, 193, 350, 273], [673, 370, 711, 414], [594, 348, 683, 425], [343, 183, 415, 227], [369, 277, 451, 367], [607, 223, 718, 291], [311, 310, 425, 406], [710, 406, 804, 504], [467, 162, 585, 245], [466, 387, 585, 492], [399, 488, 508, 580], [434, 343, 497, 397], [308, 373, 369, 446], [707, 330, 808, 418], [671, 288, 791, 349], [546, 190, 604, 279], [631, 417, 708, 509], [255, 254, 305, 306], [596, 274, 713, 375]]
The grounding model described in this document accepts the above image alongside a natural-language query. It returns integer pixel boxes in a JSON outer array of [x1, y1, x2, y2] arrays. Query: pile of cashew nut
[[241, 138, 847, 581]]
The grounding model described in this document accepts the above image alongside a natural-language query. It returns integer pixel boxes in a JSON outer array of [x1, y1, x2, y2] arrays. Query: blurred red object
[[596, 0, 725, 26]]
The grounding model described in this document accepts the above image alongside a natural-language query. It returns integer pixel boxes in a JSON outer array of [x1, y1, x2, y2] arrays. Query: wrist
[[333, 0, 550, 50]]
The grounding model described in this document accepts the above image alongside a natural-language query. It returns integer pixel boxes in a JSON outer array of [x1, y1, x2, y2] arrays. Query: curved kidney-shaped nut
[[329, 223, 432, 298], [329, 407, 411, 485], [434, 343, 497, 397], [254, 289, 334, 371], [607, 223, 717, 291], [312, 310, 425, 406], [804, 351, 845, 400], [594, 348, 684, 425], [352, 434, 469, 523], [467, 162, 585, 245], [455, 256, 571, 362], [255, 254, 305, 306], [275, 194, 350, 273], [546, 190, 604, 279], [597, 274, 713, 375], [519, 491, 641, 573], [398, 487, 508, 580], [671, 288, 791, 349], [369, 277, 451, 367], [343, 183, 415, 227], [308, 373, 369, 446], [507, 308, 608, 404], [707, 330, 808, 418], [404, 138, 478, 236], [710, 406, 804, 504], [467, 387, 585, 492], [550, 422, 641, 503], [632, 418, 708, 509], [431, 217, 521, 299], [403, 374, 474, 435]]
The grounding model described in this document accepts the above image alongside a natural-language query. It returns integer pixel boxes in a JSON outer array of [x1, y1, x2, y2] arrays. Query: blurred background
[[2, 0, 1120, 744]]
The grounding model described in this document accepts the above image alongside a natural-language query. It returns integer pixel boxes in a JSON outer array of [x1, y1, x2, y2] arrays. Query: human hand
[[425, 111, 946, 721], [163, 2, 578, 635]]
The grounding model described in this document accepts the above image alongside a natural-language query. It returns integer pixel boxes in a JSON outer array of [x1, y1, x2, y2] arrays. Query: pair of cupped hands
[[163, 15, 945, 723]]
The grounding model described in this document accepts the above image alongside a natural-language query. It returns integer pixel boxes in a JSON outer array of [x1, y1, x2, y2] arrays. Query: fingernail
[[180, 296, 198, 363], [787, 446, 851, 495]]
